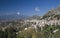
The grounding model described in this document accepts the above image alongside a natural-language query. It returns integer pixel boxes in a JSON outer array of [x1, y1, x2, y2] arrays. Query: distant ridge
[[27, 15, 41, 20], [0, 14, 28, 21]]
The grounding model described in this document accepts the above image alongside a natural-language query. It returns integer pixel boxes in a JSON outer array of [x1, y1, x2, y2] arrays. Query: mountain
[[27, 15, 41, 20], [43, 6, 60, 20], [1, 6, 60, 21], [0, 14, 28, 21]]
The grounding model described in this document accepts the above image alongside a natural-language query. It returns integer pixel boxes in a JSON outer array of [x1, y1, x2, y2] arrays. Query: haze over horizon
[[0, 0, 60, 16]]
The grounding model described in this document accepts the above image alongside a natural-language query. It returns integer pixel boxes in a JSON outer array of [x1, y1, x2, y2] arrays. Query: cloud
[[35, 7, 40, 12], [17, 12, 20, 15]]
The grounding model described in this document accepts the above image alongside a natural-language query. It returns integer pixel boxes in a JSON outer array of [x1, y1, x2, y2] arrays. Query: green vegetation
[[0, 24, 60, 38]]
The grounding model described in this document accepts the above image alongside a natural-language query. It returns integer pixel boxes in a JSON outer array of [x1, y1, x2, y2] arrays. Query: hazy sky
[[0, 0, 60, 16]]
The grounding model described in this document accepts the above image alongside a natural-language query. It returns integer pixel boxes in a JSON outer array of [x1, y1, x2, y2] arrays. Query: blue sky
[[0, 0, 60, 16]]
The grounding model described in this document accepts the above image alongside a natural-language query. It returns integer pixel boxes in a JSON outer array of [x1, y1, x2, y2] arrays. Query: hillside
[[43, 6, 60, 20]]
